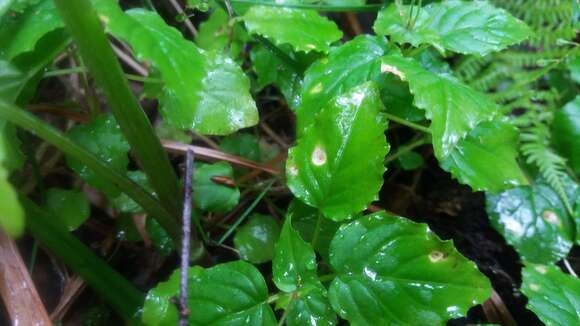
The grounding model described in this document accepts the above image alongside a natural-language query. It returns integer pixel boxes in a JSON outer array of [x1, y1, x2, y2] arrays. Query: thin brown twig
[[161, 139, 281, 175], [169, 0, 198, 37], [260, 122, 289, 149], [0, 229, 52, 326], [179, 149, 195, 325], [111, 43, 148, 76]]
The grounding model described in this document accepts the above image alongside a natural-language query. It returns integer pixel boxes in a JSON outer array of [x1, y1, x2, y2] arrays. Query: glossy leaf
[[328, 212, 491, 325], [65, 114, 130, 197], [521, 264, 580, 326], [552, 96, 580, 175], [242, 6, 342, 53], [192, 162, 240, 213], [273, 215, 319, 292], [288, 199, 339, 261], [0, 0, 63, 60], [234, 213, 281, 264], [146, 218, 175, 256], [440, 121, 528, 193], [373, 1, 531, 56], [273, 215, 337, 326], [195, 7, 247, 59], [297, 35, 388, 132], [381, 55, 499, 158], [286, 82, 389, 221], [568, 56, 580, 84], [142, 261, 276, 325], [45, 188, 90, 231], [286, 283, 337, 326], [112, 171, 154, 214], [0, 166, 24, 236], [486, 178, 577, 264], [95, 4, 258, 135], [250, 43, 301, 108]]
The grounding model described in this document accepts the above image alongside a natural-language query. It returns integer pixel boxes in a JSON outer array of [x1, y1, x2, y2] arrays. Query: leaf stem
[[0, 100, 181, 242], [228, 0, 383, 12], [217, 179, 276, 244], [384, 137, 430, 165], [383, 112, 431, 134], [310, 211, 323, 249], [44, 67, 162, 83]]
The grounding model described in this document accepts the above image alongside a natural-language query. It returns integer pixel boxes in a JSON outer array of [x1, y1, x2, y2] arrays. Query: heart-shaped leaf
[[374, 1, 531, 56], [328, 212, 491, 325], [440, 121, 528, 192], [234, 213, 281, 264], [242, 6, 342, 53], [142, 261, 276, 325], [286, 82, 389, 221], [486, 178, 577, 264], [380, 55, 499, 158], [521, 264, 580, 326], [192, 162, 240, 213]]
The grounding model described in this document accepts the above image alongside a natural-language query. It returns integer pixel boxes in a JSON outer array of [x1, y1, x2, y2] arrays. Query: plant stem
[[0, 100, 181, 242], [23, 198, 143, 321], [53, 0, 184, 222], [228, 0, 383, 12], [383, 112, 431, 134], [384, 137, 429, 165], [310, 211, 323, 249], [179, 149, 194, 326], [217, 179, 276, 244]]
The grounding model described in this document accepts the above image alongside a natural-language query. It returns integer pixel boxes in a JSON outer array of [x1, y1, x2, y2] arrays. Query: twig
[[179, 149, 195, 325], [260, 122, 289, 149], [169, 0, 198, 38], [111, 43, 148, 76], [563, 259, 578, 277], [162, 139, 281, 175], [0, 229, 52, 325]]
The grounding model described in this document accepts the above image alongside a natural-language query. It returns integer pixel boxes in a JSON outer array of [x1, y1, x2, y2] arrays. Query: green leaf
[[0, 120, 24, 172], [521, 264, 580, 326], [146, 218, 175, 256], [297, 35, 388, 132], [373, 1, 531, 56], [186, 0, 209, 12], [0, 166, 24, 236], [552, 96, 580, 175], [45, 188, 90, 231], [242, 6, 342, 53], [142, 261, 276, 326], [65, 114, 130, 197], [195, 8, 247, 58], [286, 283, 337, 326], [568, 56, 580, 84], [380, 55, 499, 158], [193, 162, 240, 213], [220, 133, 261, 162], [486, 178, 577, 264], [273, 215, 319, 292], [95, 4, 258, 135], [286, 82, 389, 221], [234, 213, 281, 264], [112, 171, 154, 214], [288, 199, 339, 261], [0, 0, 63, 60], [0, 60, 26, 101], [440, 121, 528, 193], [397, 151, 423, 171], [328, 212, 491, 325], [273, 215, 337, 326], [250, 43, 301, 108]]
